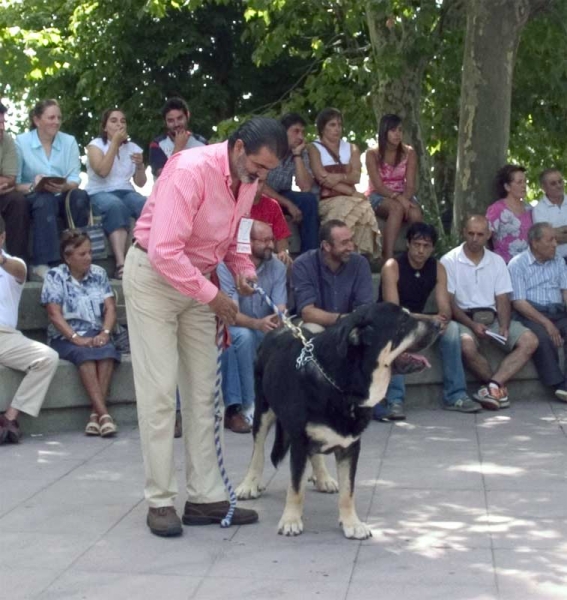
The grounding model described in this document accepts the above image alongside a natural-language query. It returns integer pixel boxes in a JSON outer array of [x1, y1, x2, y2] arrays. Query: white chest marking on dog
[[306, 424, 359, 452], [364, 343, 394, 407]]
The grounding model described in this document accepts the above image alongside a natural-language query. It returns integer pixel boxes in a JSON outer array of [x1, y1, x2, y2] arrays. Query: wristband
[[293, 153, 302, 158], [103, 329, 111, 335], [0, 252, 6, 266]]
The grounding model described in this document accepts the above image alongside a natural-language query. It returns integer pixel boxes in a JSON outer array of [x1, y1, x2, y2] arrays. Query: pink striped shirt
[[133, 141, 257, 304]]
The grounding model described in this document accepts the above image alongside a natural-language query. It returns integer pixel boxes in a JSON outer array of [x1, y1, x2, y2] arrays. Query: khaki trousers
[[0, 327, 59, 417], [123, 247, 227, 508]]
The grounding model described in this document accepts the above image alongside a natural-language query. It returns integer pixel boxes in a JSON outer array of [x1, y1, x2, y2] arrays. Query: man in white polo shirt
[[0, 216, 58, 443], [533, 168, 567, 261], [441, 215, 538, 410]]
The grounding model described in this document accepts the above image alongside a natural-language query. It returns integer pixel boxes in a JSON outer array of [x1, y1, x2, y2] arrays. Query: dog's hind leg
[[335, 442, 372, 540], [278, 439, 309, 536], [236, 409, 277, 500], [308, 454, 339, 493]]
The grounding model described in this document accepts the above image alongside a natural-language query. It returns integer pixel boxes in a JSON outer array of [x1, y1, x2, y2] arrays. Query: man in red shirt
[[123, 117, 288, 537], [250, 179, 292, 267]]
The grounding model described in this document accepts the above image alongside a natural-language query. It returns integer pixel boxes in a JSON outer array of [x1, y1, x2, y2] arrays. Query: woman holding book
[[86, 108, 147, 280], [15, 99, 90, 280]]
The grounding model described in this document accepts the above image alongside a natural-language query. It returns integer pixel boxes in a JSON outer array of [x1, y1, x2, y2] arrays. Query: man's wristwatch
[[28, 183, 35, 194], [70, 332, 78, 340], [103, 329, 111, 335]]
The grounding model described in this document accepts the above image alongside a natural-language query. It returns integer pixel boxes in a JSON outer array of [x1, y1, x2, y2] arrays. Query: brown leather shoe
[[147, 507, 182, 537], [182, 500, 258, 526], [0, 415, 21, 444], [224, 411, 251, 434]]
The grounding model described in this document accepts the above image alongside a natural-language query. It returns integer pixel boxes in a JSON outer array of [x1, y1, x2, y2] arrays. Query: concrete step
[[0, 356, 137, 434], [1, 338, 558, 436]]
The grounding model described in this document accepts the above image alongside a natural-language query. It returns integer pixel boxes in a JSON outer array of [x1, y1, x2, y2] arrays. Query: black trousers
[[0, 190, 30, 262], [516, 310, 567, 387]]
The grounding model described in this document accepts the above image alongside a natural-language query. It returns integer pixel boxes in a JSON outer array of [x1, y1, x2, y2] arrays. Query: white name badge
[[236, 217, 253, 254]]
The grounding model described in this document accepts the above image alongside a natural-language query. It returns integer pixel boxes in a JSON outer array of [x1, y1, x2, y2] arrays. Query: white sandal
[[99, 414, 117, 437], [85, 413, 100, 436]]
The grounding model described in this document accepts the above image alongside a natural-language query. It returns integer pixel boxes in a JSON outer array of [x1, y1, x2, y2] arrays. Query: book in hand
[[34, 176, 66, 192], [486, 330, 507, 345]]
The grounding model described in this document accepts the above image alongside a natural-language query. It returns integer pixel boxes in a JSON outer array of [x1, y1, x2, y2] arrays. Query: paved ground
[[3, 401, 567, 600]]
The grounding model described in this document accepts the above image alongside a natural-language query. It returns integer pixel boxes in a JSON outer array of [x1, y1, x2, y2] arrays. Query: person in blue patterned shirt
[[41, 230, 121, 437], [509, 222, 567, 401]]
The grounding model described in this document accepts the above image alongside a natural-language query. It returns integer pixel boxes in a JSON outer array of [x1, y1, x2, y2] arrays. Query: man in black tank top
[[375, 223, 481, 420]]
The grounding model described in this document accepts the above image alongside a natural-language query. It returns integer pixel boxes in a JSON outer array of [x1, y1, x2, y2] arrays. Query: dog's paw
[[340, 520, 372, 540], [309, 474, 339, 494], [278, 515, 304, 536], [235, 479, 264, 500]]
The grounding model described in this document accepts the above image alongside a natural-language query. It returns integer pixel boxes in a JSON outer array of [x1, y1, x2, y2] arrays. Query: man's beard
[[234, 153, 258, 184], [253, 249, 273, 262]]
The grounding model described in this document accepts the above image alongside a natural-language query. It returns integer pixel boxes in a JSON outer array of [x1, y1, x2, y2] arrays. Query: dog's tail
[[270, 419, 290, 468]]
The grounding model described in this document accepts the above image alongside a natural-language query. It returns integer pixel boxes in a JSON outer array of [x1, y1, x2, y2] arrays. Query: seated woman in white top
[[307, 107, 381, 258], [86, 108, 147, 279]]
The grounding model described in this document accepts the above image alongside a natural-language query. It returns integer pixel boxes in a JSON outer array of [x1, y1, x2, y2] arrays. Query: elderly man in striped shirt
[[509, 222, 567, 401], [123, 118, 288, 537]]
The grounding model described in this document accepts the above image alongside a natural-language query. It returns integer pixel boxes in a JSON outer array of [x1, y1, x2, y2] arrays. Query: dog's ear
[[338, 322, 375, 356]]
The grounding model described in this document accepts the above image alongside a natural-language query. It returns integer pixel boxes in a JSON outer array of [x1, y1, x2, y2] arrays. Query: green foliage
[[0, 0, 310, 149], [0, 0, 565, 211]]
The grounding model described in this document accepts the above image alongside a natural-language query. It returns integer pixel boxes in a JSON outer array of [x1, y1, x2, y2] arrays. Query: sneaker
[[182, 501, 258, 526], [555, 385, 567, 402], [147, 506, 182, 537], [387, 403, 406, 421], [473, 384, 506, 410], [498, 386, 510, 409], [444, 397, 482, 413]]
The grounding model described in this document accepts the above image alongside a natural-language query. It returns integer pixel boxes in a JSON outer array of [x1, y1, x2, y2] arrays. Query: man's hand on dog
[[255, 314, 281, 333], [209, 291, 238, 325]]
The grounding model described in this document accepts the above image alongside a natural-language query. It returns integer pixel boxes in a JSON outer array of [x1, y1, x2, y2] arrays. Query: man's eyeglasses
[[251, 237, 275, 243], [547, 179, 564, 187]]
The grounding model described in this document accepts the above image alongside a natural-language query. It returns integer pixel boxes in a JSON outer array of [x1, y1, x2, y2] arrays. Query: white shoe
[[30, 264, 50, 281]]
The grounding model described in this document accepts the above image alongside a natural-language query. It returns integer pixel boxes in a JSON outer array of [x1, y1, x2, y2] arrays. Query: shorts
[[457, 318, 529, 353]]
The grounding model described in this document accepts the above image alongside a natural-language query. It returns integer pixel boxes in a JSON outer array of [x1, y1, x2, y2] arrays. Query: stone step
[[0, 356, 138, 434], [0, 338, 557, 436]]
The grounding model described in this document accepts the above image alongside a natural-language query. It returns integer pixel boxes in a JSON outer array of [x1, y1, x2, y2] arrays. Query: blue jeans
[[90, 190, 146, 235], [281, 190, 319, 253], [28, 190, 90, 265], [221, 326, 264, 410], [374, 320, 467, 417]]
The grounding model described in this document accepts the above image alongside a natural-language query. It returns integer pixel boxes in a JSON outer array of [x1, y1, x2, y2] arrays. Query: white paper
[[237, 218, 253, 244], [486, 330, 507, 345]]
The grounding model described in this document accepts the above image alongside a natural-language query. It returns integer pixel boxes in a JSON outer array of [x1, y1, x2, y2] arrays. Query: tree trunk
[[453, 0, 552, 231], [365, 2, 455, 232]]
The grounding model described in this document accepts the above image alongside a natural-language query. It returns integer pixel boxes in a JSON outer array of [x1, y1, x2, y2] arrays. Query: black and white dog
[[236, 302, 438, 539]]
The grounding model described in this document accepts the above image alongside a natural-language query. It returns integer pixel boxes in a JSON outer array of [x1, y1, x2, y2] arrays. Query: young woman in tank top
[[365, 114, 422, 261]]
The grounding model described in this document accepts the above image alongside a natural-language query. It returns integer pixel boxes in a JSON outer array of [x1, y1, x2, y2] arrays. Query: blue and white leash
[[213, 319, 237, 528]]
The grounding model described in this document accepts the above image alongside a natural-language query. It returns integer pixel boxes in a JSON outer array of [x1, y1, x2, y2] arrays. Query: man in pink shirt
[[123, 118, 287, 537]]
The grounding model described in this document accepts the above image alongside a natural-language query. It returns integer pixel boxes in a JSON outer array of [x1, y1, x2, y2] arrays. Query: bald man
[[217, 221, 287, 433], [441, 215, 538, 411]]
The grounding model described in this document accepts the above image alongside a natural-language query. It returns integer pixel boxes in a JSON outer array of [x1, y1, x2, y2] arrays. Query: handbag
[[65, 191, 108, 259], [112, 323, 130, 354]]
